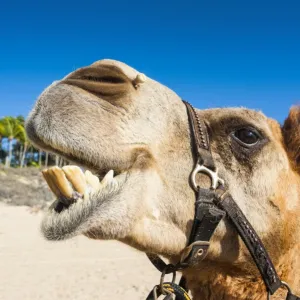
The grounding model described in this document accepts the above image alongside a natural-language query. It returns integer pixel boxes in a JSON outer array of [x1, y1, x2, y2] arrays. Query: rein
[[145, 101, 299, 300]]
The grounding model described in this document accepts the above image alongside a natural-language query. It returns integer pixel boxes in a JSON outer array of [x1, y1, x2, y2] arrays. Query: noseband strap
[[184, 100, 215, 170], [145, 100, 298, 300]]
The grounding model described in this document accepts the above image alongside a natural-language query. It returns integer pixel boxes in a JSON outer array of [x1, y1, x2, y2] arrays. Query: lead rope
[[145, 100, 299, 300]]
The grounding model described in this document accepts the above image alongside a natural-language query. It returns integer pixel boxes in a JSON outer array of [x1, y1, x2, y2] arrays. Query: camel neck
[[184, 247, 299, 300]]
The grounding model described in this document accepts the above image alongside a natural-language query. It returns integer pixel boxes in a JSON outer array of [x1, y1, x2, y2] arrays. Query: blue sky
[[1, 0, 299, 124]]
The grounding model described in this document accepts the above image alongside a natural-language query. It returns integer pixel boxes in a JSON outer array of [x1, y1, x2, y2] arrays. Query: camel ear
[[282, 106, 300, 170]]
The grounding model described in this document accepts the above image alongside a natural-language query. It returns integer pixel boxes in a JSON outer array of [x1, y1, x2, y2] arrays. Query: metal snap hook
[[191, 163, 225, 191]]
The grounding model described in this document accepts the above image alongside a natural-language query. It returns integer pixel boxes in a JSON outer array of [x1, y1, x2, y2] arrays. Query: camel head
[[26, 59, 300, 298]]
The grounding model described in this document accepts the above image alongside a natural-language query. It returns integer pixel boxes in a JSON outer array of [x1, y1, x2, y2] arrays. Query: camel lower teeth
[[101, 170, 114, 186]]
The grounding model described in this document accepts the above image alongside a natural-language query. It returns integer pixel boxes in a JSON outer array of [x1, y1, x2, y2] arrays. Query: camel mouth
[[32, 137, 132, 239], [38, 146, 130, 209], [48, 163, 127, 214], [40, 162, 130, 241], [25, 114, 134, 233]]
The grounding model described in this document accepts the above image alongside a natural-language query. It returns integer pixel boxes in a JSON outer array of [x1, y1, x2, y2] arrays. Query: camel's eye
[[232, 128, 261, 147]]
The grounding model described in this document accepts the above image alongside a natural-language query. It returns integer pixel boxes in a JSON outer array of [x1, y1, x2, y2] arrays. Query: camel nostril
[[60, 65, 133, 98], [79, 75, 127, 84], [64, 65, 130, 84]]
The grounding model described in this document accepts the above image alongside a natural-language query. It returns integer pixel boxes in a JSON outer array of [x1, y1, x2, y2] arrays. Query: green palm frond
[[16, 123, 30, 145], [0, 116, 25, 140], [0, 121, 5, 138], [0, 116, 34, 167]]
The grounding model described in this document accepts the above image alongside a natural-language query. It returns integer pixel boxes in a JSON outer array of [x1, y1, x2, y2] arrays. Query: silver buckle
[[180, 241, 210, 263], [191, 164, 224, 191]]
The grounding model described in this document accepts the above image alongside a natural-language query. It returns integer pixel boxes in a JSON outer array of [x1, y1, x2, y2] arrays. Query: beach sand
[[0, 203, 174, 300]]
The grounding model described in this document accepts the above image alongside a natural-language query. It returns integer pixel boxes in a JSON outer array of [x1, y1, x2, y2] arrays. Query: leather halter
[[146, 101, 299, 300]]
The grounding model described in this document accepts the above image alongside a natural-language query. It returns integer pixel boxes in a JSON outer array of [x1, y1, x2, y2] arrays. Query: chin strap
[[144, 101, 299, 300]]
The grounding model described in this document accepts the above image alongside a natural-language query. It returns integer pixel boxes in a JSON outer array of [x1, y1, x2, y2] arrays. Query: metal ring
[[267, 281, 292, 300], [281, 282, 292, 293], [152, 285, 159, 300], [159, 265, 176, 295]]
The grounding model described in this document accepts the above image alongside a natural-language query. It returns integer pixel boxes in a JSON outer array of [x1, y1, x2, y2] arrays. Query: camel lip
[[31, 140, 99, 174], [28, 126, 130, 189], [28, 126, 133, 179], [51, 151, 125, 182], [25, 117, 99, 172], [28, 131, 126, 178]]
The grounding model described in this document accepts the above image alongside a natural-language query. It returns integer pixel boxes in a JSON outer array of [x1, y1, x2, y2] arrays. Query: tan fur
[[25, 59, 300, 299]]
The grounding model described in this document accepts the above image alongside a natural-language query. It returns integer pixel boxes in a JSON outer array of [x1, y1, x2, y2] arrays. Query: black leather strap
[[180, 189, 226, 266], [147, 190, 225, 271], [287, 292, 300, 300], [146, 254, 175, 273], [216, 192, 281, 294], [183, 100, 216, 170]]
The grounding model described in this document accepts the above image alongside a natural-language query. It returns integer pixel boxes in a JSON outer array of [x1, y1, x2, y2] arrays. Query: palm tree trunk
[[19, 144, 23, 166], [20, 143, 28, 168], [30, 147, 34, 164], [59, 158, 64, 167], [0, 137, 2, 165], [5, 138, 13, 168], [39, 150, 42, 167], [45, 152, 49, 168]]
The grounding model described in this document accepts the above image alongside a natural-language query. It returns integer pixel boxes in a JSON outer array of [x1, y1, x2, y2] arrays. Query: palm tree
[[17, 125, 31, 168], [0, 120, 5, 164], [38, 149, 42, 167], [14, 115, 31, 168], [16, 115, 25, 124], [0, 117, 24, 167], [45, 152, 49, 167]]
